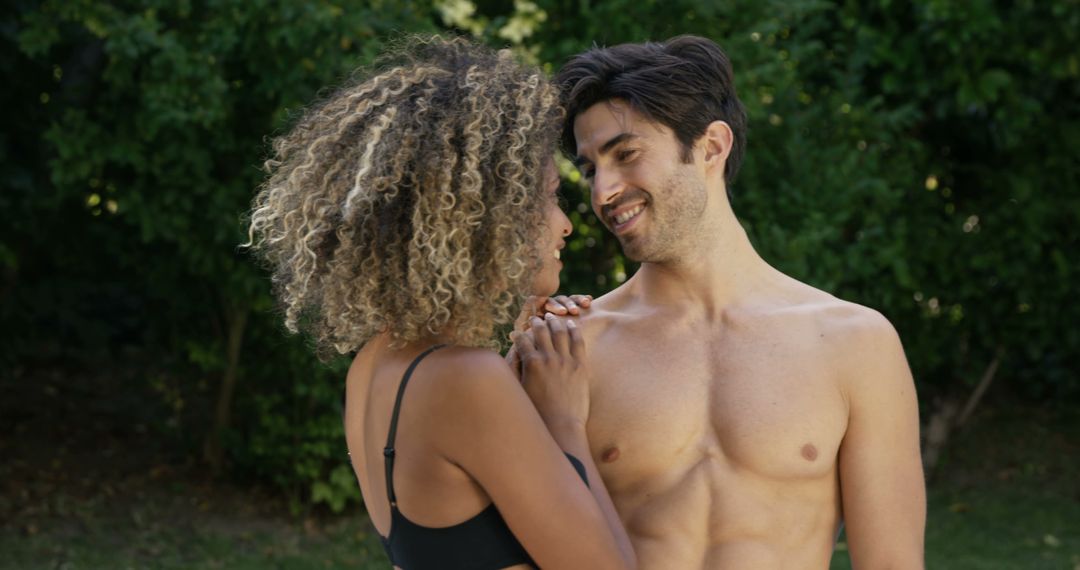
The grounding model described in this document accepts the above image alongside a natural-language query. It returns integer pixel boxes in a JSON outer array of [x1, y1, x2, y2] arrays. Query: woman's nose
[[560, 210, 572, 237]]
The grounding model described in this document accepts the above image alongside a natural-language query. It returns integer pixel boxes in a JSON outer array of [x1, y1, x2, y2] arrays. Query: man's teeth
[[614, 205, 644, 225]]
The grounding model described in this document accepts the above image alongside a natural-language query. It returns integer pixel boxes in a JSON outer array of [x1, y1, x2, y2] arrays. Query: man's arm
[[837, 311, 926, 568]]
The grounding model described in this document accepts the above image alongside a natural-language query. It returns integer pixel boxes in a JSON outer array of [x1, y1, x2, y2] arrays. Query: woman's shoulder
[[411, 345, 528, 418], [423, 346, 520, 391], [433, 345, 507, 369], [399, 346, 535, 457]]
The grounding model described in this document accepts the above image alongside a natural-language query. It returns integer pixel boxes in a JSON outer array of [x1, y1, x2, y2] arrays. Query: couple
[[248, 35, 925, 569]]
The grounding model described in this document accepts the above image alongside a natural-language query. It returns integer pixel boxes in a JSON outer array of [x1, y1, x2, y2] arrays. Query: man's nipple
[[601, 446, 621, 463], [801, 443, 818, 461]]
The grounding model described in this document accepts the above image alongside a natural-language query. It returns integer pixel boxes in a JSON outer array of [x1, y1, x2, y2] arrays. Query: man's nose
[[591, 167, 624, 208]]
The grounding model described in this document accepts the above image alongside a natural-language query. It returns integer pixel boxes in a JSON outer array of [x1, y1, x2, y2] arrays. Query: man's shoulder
[[567, 283, 641, 339], [761, 282, 901, 367], [761, 278, 895, 342], [805, 296, 896, 343], [789, 294, 907, 393]]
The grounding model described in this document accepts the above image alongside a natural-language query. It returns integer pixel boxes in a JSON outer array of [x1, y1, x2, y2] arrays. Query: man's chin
[[622, 244, 673, 265], [617, 236, 649, 263]]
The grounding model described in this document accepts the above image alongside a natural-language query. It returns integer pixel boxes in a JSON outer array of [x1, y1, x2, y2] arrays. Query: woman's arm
[[424, 345, 633, 570], [514, 314, 636, 568]]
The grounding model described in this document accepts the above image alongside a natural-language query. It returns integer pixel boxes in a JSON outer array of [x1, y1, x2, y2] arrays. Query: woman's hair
[[246, 36, 562, 356]]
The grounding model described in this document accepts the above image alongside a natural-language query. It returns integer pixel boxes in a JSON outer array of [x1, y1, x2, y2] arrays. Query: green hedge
[[4, 0, 1077, 511]]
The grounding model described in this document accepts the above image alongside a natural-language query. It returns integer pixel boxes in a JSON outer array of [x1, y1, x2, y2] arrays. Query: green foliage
[[236, 332, 358, 513], [517, 0, 1080, 404], [7, 0, 436, 509], [802, 0, 1080, 400], [6, 0, 1077, 513]]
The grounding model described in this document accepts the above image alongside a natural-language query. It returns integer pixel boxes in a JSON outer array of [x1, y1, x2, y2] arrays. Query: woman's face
[[531, 161, 573, 296]]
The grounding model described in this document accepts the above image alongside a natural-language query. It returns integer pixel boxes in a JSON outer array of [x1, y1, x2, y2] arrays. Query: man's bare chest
[[585, 330, 848, 489]]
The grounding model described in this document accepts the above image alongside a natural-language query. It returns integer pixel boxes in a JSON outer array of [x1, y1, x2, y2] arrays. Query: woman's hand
[[514, 294, 592, 331], [511, 314, 591, 429], [544, 294, 593, 316], [506, 294, 592, 378]]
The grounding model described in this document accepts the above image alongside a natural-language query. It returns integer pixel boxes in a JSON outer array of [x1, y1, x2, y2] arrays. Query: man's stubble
[[618, 165, 709, 266]]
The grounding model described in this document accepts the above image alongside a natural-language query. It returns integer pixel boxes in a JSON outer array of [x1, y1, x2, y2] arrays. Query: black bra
[[376, 344, 587, 569]]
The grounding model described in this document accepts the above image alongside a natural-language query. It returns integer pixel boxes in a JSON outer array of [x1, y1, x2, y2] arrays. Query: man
[[554, 36, 926, 568]]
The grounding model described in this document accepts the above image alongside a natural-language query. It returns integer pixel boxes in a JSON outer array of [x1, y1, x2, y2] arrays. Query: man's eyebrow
[[573, 133, 640, 167]]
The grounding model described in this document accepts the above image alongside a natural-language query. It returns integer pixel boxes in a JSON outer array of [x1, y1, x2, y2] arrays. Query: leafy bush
[[8, 0, 435, 510], [6, 0, 1077, 511]]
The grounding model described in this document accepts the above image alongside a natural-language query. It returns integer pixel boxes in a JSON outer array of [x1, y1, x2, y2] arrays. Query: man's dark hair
[[556, 35, 748, 188]]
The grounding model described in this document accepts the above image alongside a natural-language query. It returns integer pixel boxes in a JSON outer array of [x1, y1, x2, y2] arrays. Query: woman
[[246, 36, 635, 569]]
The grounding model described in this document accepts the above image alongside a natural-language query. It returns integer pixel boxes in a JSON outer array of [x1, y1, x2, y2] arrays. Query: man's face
[[572, 100, 708, 263]]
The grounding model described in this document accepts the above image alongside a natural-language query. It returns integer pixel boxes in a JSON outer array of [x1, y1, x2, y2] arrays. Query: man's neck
[[627, 205, 776, 319]]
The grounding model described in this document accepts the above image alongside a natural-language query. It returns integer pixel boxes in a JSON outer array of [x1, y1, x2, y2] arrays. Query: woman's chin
[[530, 286, 559, 298], [529, 276, 560, 298]]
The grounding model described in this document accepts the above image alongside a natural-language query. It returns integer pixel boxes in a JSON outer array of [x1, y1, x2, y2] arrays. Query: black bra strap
[[384, 344, 446, 506]]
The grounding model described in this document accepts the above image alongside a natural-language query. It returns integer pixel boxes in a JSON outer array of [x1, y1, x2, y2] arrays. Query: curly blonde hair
[[246, 36, 562, 356]]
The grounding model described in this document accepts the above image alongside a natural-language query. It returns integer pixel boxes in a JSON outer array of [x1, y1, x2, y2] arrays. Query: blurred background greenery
[[2, 0, 1077, 568]]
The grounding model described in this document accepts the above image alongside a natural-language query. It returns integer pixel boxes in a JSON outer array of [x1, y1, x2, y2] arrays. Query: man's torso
[[579, 277, 866, 569]]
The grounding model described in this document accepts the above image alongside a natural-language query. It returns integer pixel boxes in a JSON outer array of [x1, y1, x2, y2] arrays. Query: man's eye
[[616, 149, 637, 162], [581, 167, 595, 180]]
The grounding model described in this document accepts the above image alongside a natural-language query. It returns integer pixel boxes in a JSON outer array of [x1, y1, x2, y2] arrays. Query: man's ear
[[700, 120, 734, 174]]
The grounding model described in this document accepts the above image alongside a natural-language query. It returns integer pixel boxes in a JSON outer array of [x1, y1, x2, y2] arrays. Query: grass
[[3, 512, 388, 570], [7, 484, 1076, 569], [831, 404, 1080, 570], [6, 488, 1076, 570], [3, 392, 1077, 569], [0, 474, 391, 570], [830, 487, 1080, 569]]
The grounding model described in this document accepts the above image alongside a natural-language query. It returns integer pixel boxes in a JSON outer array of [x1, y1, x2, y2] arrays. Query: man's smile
[[607, 202, 647, 233]]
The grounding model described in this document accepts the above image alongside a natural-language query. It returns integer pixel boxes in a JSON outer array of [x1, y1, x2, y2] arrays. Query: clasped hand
[[507, 295, 593, 428]]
